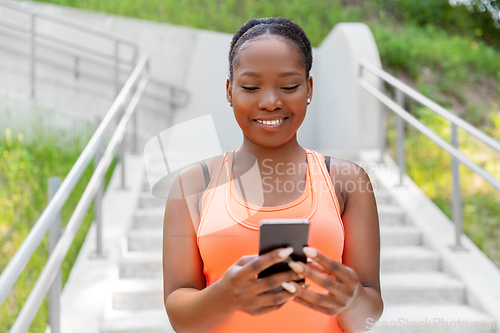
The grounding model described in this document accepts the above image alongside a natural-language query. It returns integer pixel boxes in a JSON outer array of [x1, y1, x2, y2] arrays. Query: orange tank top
[[197, 148, 346, 333]]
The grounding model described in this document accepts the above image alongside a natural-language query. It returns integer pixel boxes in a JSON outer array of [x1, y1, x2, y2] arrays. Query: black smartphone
[[258, 219, 310, 293]]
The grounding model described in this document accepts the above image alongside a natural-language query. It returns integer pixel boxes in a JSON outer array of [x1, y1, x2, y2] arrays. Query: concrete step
[[380, 226, 422, 246], [133, 208, 164, 229], [101, 309, 174, 333], [368, 304, 495, 333], [139, 193, 167, 208], [128, 229, 163, 252], [381, 246, 441, 272], [119, 252, 162, 279], [381, 272, 465, 305], [378, 205, 405, 226], [112, 279, 164, 311]]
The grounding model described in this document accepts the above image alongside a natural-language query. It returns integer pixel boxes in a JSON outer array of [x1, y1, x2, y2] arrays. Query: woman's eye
[[242, 86, 258, 91], [282, 85, 300, 90]]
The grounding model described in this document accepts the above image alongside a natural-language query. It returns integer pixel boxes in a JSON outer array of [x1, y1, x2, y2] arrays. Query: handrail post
[[395, 88, 405, 186], [90, 117, 106, 258], [30, 13, 36, 100], [119, 117, 128, 190], [48, 177, 62, 333], [379, 77, 386, 163], [132, 103, 138, 155], [450, 123, 468, 251], [115, 40, 120, 97]]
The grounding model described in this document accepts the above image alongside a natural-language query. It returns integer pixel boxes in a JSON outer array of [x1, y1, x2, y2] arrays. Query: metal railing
[[358, 58, 500, 251], [0, 53, 150, 332], [0, 0, 189, 113]]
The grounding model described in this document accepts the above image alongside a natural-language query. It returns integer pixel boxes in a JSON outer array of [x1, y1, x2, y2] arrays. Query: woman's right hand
[[213, 247, 302, 316]]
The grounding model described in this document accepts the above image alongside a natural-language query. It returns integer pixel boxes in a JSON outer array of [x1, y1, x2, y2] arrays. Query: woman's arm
[[335, 161, 383, 332], [163, 165, 234, 333], [282, 160, 383, 333]]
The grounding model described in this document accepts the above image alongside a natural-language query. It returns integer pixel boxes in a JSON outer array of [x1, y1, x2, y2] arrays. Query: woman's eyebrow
[[239, 71, 302, 78]]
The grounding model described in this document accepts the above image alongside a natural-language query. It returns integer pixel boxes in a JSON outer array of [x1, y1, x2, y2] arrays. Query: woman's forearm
[[337, 286, 384, 333], [165, 281, 235, 333]]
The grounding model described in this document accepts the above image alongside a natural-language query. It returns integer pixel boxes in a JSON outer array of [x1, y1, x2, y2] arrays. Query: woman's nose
[[258, 89, 282, 111]]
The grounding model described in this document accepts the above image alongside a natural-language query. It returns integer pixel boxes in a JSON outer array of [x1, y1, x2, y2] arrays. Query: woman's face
[[227, 37, 313, 149]]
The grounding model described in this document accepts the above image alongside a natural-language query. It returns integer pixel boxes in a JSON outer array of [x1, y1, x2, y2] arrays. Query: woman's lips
[[254, 117, 288, 128]]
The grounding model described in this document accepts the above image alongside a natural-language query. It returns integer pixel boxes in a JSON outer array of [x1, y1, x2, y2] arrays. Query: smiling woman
[[162, 17, 383, 333]]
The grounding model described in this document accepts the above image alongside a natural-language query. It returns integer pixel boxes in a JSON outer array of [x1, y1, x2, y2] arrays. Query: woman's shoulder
[[176, 154, 224, 194], [322, 156, 373, 213]]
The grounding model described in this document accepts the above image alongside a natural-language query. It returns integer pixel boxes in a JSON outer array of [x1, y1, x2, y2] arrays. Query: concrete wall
[[313, 23, 382, 158], [0, 0, 382, 157]]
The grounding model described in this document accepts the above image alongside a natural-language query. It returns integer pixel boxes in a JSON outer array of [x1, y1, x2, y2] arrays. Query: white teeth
[[256, 118, 285, 125]]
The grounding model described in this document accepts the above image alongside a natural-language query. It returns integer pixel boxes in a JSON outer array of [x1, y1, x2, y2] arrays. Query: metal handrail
[[358, 58, 500, 250], [0, 2, 190, 109], [0, 23, 133, 69], [360, 59, 500, 154], [0, 54, 149, 319], [0, 0, 136, 99], [9, 61, 149, 333], [0, 0, 137, 49]]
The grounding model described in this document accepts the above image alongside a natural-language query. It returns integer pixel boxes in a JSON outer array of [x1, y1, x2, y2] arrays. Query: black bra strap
[[200, 162, 210, 189], [324, 155, 331, 174]]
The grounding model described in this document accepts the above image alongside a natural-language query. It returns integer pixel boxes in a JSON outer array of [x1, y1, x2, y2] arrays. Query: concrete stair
[[100, 166, 175, 333], [100, 170, 495, 333], [365, 174, 495, 332]]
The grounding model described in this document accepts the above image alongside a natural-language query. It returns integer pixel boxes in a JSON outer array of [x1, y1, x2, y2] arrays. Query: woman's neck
[[235, 135, 306, 169]]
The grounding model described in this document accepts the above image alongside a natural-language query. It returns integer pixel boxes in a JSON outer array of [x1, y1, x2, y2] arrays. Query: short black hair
[[228, 17, 313, 82]]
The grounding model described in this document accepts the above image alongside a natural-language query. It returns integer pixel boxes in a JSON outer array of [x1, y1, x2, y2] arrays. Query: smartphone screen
[[258, 219, 310, 292]]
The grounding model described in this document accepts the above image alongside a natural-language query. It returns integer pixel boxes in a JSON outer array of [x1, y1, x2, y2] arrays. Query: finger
[[235, 254, 258, 266], [303, 247, 349, 283], [257, 289, 296, 306], [252, 269, 303, 295], [292, 294, 341, 316], [306, 259, 328, 274], [246, 290, 295, 316], [247, 301, 289, 316], [240, 247, 294, 277], [284, 281, 345, 314], [288, 261, 348, 301]]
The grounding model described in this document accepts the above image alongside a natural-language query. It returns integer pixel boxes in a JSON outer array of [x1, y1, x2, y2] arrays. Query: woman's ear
[[307, 76, 313, 101], [226, 79, 232, 105]]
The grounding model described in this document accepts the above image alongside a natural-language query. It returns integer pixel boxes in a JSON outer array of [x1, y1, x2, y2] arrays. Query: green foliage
[[30, 0, 373, 47], [0, 123, 118, 332], [373, 23, 500, 82], [376, 0, 500, 50]]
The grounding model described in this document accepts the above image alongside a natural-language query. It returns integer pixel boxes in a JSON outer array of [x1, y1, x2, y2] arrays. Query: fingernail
[[303, 247, 317, 258], [288, 261, 304, 273], [282, 282, 296, 293], [278, 247, 294, 259]]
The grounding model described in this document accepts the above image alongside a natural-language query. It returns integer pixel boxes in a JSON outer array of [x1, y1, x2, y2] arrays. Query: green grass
[[0, 121, 118, 332]]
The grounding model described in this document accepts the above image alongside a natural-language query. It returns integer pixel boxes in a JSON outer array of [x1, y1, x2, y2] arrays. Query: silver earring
[[228, 101, 232, 107], [307, 98, 311, 104]]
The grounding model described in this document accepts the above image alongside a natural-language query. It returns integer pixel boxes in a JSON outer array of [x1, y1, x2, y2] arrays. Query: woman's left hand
[[282, 246, 364, 315]]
